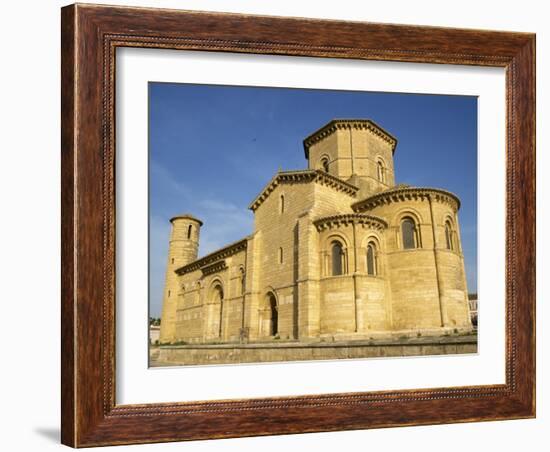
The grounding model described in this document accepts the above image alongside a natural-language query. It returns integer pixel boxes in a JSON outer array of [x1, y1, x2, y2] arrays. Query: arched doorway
[[260, 292, 279, 337], [267, 292, 278, 336], [207, 283, 224, 340]]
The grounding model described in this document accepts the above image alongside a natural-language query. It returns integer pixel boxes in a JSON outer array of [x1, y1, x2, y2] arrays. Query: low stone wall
[[154, 334, 477, 366]]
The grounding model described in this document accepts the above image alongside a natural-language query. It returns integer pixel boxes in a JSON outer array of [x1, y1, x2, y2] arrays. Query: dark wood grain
[[61, 3, 536, 447], [60, 5, 76, 447]]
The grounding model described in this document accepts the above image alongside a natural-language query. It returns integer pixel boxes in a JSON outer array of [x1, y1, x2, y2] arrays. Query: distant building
[[149, 325, 160, 345], [468, 294, 478, 327], [160, 119, 473, 346]]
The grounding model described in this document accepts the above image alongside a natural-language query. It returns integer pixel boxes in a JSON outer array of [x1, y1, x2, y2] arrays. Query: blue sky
[[149, 83, 478, 318]]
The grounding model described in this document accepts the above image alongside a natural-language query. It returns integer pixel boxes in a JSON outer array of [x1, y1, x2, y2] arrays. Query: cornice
[[170, 213, 203, 225], [313, 213, 388, 232], [249, 169, 358, 212], [352, 186, 461, 212], [200, 260, 227, 276], [175, 238, 248, 275], [303, 119, 398, 159]]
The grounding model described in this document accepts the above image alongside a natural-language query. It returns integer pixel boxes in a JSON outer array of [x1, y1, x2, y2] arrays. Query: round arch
[[323, 231, 351, 251], [443, 215, 458, 251], [206, 279, 224, 339], [208, 277, 224, 297], [259, 288, 279, 338], [318, 153, 331, 173], [321, 232, 351, 277], [210, 284, 223, 301], [360, 231, 383, 250], [375, 156, 388, 183], [361, 233, 383, 276], [391, 207, 424, 250], [391, 207, 424, 226]]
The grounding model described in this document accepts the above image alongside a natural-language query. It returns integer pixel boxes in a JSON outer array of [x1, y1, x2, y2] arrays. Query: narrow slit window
[[377, 160, 385, 183], [445, 221, 454, 250], [321, 157, 330, 173]]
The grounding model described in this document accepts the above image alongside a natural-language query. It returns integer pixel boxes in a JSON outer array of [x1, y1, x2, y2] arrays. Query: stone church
[[159, 119, 473, 347]]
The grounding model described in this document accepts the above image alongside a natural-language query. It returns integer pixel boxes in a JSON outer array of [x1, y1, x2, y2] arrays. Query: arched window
[[187, 224, 192, 239], [366, 242, 377, 275], [279, 194, 285, 214], [320, 157, 330, 173], [377, 159, 386, 183], [331, 241, 344, 276], [401, 217, 418, 249], [445, 221, 454, 250]]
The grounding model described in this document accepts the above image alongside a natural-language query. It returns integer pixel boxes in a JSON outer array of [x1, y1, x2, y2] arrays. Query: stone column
[[428, 196, 448, 327], [296, 213, 320, 340], [244, 232, 262, 340]]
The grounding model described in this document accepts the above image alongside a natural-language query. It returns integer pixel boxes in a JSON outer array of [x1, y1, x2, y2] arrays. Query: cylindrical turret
[[168, 214, 202, 268], [159, 214, 202, 344]]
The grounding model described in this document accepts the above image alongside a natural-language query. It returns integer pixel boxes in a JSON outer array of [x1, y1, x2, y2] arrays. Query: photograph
[[53, 1, 536, 447], [148, 83, 478, 366]]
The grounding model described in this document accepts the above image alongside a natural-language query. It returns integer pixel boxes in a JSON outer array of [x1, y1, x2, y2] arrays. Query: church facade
[[159, 119, 473, 346]]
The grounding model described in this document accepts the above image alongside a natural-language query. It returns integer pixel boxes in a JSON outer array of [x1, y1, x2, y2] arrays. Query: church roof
[[302, 119, 398, 159], [170, 213, 203, 225], [248, 169, 358, 212], [352, 185, 461, 212], [175, 236, 248, 275]]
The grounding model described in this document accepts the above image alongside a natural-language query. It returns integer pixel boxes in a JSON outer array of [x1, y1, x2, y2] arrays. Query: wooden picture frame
[[61, 3, 535, 447]]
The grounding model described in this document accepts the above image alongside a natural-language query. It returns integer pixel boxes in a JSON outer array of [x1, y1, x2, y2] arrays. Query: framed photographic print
[[61, 3, 535, 447], [147, 83, 479, 369]]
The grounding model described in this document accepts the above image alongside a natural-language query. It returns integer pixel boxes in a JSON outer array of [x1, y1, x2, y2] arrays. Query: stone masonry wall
[[174, 248, 247, 343], [364, 195, 470, 329], [307, 126, 395, 198], [157, 334, 477, 366]]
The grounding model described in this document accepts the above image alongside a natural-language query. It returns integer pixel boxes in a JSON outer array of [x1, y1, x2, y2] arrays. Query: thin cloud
[[150, 160, 192, 200]]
